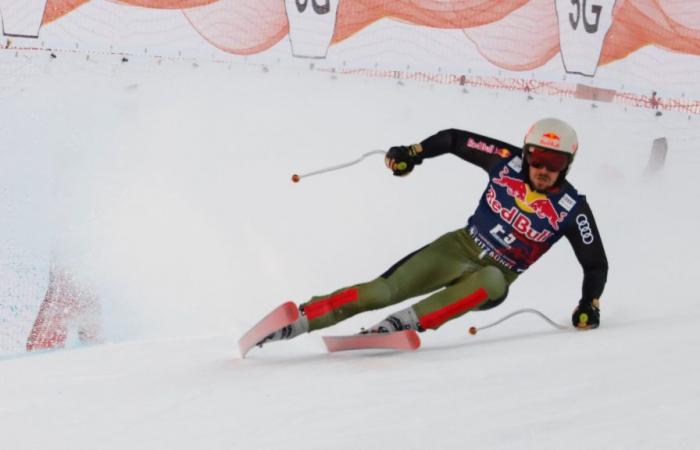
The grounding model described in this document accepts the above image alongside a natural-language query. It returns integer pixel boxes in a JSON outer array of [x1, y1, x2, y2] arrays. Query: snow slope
[[1, 52, 699, 450]]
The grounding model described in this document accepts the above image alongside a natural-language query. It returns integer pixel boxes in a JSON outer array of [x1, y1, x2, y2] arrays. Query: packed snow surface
[[1, 54, 699, 449]]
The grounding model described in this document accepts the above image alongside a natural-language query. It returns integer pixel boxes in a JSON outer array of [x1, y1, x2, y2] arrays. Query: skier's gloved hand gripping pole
[[571, 298, 600, 329], [384, 145, 424, 176]]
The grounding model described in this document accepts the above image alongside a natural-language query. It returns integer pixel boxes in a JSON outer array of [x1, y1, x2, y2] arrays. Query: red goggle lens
[[526, 147, 570, 172]]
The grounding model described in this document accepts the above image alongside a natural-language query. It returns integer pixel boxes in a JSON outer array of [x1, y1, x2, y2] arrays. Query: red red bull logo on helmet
[[491, 167, 567, 232], [539, 132, 561, 149]]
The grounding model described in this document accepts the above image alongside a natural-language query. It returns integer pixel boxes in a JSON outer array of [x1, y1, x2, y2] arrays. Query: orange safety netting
[[41, 0, 700, 66], [317, 67, 700, 114]]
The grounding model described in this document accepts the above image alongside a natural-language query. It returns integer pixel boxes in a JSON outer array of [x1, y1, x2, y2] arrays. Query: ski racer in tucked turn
[[256, 118, 608, 348]]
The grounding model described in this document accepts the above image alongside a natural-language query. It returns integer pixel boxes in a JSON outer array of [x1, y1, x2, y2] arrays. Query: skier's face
[[525, 146, 569, 192], [528, 164, 560, 192]]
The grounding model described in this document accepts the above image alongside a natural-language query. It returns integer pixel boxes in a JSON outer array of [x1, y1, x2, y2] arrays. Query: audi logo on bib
[[576, 214, 594, 244]]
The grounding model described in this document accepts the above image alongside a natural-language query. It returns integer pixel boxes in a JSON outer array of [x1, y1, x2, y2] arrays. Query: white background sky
[[1, 51, 699, 449]]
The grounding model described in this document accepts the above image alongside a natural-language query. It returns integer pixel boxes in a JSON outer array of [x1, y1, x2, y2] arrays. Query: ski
[[238, 301, 299, 358], [322, 330, 421, 353]]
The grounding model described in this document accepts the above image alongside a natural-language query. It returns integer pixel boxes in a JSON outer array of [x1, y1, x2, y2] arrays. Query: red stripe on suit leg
[[304, 288, 359, 320], [419, 288, 488, 330]]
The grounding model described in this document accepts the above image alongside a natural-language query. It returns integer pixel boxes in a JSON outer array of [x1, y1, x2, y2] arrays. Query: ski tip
[[238, 342, 250, 359], [238, 336, 258, 358], [237, 301, 300, 358]]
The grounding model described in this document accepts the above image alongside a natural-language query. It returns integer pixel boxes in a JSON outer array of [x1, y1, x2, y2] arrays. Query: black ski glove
[[572, 298, 600, 329], [385, 145, 423, 176]]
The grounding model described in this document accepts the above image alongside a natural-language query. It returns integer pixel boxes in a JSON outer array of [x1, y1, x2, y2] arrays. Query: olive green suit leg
[[304, 230, 477, 331], [411, 266, 510, 329]]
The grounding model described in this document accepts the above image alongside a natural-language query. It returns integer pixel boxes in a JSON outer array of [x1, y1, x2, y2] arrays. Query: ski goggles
[[525, 146, 570, 172]]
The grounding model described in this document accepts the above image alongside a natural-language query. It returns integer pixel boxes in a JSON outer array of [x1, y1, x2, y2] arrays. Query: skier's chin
[[531, 177, 555, 192]]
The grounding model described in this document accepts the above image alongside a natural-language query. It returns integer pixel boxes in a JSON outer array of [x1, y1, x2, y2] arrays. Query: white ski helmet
[[524, 117, 579, 159], [523, 118, 578, 182]]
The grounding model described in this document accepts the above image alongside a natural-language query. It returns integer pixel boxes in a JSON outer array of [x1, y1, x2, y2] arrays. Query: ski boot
[[256, 313, 309, 347], [361, 307, 422, 334]]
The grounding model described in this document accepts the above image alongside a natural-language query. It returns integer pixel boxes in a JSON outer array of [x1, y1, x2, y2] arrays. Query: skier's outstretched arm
[[385, 129, 521, 176], [565, 200, 608, 329]]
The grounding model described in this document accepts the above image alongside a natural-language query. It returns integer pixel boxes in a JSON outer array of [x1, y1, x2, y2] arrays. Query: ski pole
[[468, 308, 568, 336], [291, 150, 386, 183]]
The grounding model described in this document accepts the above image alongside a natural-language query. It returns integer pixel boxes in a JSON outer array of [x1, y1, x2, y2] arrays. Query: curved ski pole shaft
[[292, 150, 386, 183], [468, 308, 568, 335]]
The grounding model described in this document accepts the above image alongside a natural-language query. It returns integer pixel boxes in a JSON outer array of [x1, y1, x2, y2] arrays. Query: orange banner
[[41, 0, 700, 68]]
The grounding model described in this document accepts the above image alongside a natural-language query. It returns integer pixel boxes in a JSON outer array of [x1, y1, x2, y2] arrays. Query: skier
[[258, 118, 608, 347]]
